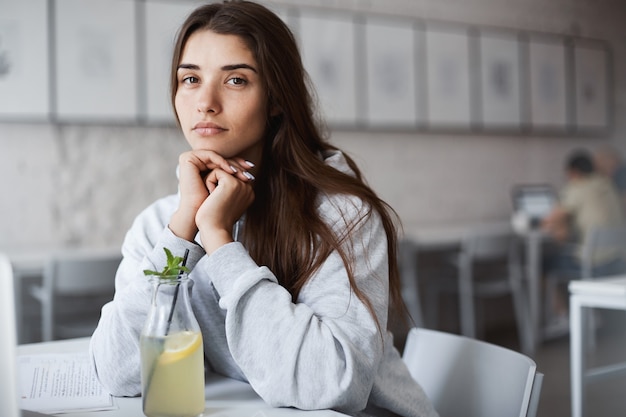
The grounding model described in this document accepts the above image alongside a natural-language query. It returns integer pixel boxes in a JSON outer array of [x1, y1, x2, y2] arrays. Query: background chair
[[398, 238, 425, 328], [29, 249, 122, 341], [579, 225, 626, 279], [403, 327, 543, 417], [544, 224, 626, 341], [426, 225, 531, 352], [458, 228, 529, 341], [0, 253, 21, 417]]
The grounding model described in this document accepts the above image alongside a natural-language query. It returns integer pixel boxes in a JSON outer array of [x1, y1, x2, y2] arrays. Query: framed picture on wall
[[54, 0, 138, 122], [527, 37, 569, 131], [0, 0, 49, 121], [143, 1, 197, 124], [425, 25, 471, 129], [477, 30, 522, 130], [298, 11, 358, 127], [573, 40, 610, 133], [364, 17, 420, 129]]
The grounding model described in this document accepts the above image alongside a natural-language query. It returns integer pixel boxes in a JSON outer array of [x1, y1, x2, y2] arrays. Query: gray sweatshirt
[[89, 151, 438, 417]]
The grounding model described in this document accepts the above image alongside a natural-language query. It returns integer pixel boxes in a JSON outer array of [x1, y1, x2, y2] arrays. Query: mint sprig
[[143, 247, 190, 278]]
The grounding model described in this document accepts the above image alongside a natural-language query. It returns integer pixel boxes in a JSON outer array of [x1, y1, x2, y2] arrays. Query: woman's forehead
[[182, 30, 254, 60]]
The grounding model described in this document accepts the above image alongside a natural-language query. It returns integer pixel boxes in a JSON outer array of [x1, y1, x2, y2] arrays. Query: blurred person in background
[[593, 144, 626, 207], [541, 148, 625, 327]]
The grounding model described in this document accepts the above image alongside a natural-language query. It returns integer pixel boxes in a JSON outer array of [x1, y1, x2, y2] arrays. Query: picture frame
[[477, 30, 523, 130], [142, 1, 197, 125], [298, 11, 358, 127], [572, 40, 610, 133], [425, 25, 472, 129], [0, 0, 50, 121], [54, 0, 138, 122], [527, 37, 569, 131], [0, 1, 612, 139], [363, 17, 420, 129]]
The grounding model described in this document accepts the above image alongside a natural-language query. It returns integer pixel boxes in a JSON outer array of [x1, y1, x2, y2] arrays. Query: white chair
[[425, 226, 531, 352], [458, 227, 528, 341], [398, 238, 424, 327], [29, 249, 122, 341], [403, 327, 543, 417], [0, 253, 20, 417], [580, 225, 626, 279], [545, 224, 626, 341]]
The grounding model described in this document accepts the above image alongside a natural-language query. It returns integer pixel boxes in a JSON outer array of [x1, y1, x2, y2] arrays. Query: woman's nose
[[197, 83, 221, 114]]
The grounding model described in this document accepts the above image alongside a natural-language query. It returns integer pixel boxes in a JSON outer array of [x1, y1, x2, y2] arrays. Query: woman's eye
[[182, 76, 199, 85], [227, 77, 247, 86]]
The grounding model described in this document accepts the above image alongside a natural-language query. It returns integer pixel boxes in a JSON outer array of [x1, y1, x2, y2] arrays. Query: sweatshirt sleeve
[[205, 196, 390, 414], [89, 198, 205, 397]]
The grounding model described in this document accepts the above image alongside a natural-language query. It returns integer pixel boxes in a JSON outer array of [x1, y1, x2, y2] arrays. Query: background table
[[569, 276, 626, 417]]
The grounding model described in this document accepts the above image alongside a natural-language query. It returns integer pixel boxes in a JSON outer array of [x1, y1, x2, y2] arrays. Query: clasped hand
[[170, 150, 255, 255]]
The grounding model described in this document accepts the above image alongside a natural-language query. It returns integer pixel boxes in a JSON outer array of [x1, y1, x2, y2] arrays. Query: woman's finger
[[187, 149, 234, 173], [191, 149, 256, 182], [205, 169, 219, 194]]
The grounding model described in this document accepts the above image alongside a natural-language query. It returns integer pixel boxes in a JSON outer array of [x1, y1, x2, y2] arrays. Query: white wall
[[1, 0, 625, 251]]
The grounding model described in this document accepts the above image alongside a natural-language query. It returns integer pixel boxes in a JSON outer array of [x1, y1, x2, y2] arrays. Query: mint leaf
[[143, 248, 190, 279]]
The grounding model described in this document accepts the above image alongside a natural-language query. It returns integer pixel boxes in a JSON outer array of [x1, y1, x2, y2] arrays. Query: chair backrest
[[44, 249, 122, 296], [459, 227, 523, 284], [461, 225, 517, 261], [0, 253, 20, 417], [580, 225, 626, 278], [403, 327, 542, 417]]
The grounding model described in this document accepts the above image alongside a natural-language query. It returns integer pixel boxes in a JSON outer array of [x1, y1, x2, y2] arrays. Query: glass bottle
[[140, 273, 205, 417]]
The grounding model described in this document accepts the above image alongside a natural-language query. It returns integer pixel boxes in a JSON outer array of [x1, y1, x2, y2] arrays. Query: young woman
[[90, 2, 437, 416]]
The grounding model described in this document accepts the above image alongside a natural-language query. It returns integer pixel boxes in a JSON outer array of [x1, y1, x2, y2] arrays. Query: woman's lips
[[193, 122, 227, 136]]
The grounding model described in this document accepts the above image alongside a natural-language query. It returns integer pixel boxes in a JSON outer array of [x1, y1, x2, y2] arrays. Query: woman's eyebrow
[[177, 63, 257, 73], [177, 63, 200, 71], [221, 63, 257, 73]]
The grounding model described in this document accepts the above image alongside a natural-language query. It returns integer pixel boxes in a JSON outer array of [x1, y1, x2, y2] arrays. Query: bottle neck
[[143, 274, 198, 337]]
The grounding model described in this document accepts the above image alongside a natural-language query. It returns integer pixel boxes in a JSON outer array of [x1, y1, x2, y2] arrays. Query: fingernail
[[245, 160, 255, 167], [243, 171, 255, 180], [230, 165, 238, 173]]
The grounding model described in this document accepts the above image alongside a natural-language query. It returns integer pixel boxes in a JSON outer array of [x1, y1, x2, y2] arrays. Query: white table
[[7, 246, 122, 278], [18, 338, 347, 417], [569, 276, 626, 417]]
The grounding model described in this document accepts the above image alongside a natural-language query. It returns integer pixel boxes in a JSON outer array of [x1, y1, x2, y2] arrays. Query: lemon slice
[[158, 331, 202, 366]]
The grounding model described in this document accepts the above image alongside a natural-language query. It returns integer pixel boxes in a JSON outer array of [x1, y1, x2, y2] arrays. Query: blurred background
[[2, 0, 624, 252]]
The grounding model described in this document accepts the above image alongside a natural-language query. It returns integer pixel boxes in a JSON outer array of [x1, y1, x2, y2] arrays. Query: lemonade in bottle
[[141, 331, 204, 417], [140, 256, 205, 417]]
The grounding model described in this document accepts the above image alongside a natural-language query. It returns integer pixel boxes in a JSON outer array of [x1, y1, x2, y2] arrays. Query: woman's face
[[175, 30, 269, 163]]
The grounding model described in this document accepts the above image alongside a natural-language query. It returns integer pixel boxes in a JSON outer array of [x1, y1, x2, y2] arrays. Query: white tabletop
[[402, 221, 512, 250], [18, 338, 347, 417], [569, 276, 626, 297], [6, 246, 121, 277], [568, 275, 626, 417]]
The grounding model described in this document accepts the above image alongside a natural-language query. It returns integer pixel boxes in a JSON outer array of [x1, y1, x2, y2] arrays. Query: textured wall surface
[[0, 124, 186, 249], [1, 0, 625, 251]]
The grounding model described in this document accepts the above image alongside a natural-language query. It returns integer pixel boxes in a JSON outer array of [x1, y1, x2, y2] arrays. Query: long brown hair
[[170, 1, 408, 333]]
